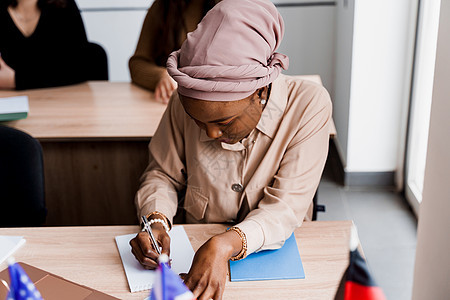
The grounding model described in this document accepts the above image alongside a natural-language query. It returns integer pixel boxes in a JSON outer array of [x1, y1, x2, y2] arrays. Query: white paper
[[0, 236, 26, 265], [0, 96, 29, 114], [115, 226, 195, 293]]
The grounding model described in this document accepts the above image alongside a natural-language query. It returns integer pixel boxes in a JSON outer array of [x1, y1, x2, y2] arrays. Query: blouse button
[[231, 183, 244, 192]]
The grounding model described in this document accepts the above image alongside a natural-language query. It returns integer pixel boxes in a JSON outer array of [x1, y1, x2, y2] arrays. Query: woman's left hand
[[0, 56, 15, 89], [182, 232, 241, 300]]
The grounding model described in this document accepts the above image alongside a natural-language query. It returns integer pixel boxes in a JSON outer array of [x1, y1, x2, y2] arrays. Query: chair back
[[0, 126, 46, 226], [85, 42, 109, 81]]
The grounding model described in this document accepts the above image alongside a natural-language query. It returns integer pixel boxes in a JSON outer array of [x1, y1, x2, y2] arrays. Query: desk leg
[[41, 140, 149, 226]]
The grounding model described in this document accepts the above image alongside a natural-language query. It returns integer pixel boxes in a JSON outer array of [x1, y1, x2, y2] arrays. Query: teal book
[[229, 233, 305, 282], [0, 96, 29, 121]]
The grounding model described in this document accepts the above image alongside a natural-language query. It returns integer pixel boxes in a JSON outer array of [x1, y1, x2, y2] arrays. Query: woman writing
[[130, 0, 332, 299], [129, 0, 218, 103]]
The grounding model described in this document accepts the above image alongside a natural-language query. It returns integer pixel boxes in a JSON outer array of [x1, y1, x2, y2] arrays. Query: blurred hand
[[129, 222, 171, 269], [155, 72, 177, 104], [181, 232, 241, 300], [0, 56, 15, 89]]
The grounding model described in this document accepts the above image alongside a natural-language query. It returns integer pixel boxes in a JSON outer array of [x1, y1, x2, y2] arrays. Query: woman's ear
[[250, 86, 269, 104], [256, 86, 269, 101], [258, 89, 263, 98]]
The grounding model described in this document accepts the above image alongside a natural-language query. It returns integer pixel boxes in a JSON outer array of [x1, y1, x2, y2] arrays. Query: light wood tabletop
[[0, 82, 166, 140], [0, 221, 351, 299]]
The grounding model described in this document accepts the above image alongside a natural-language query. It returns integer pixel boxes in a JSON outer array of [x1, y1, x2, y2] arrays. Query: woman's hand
[[155, 72, 177, 104], [182, 231, 242, 300], [0, 56, 15, 89], [129, 222, 170, 269]]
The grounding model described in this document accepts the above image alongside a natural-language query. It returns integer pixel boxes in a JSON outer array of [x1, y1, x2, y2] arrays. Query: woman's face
[[180, 87, 267, 144]]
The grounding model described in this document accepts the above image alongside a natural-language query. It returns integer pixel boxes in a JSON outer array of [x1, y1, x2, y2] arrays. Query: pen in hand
[[141, 216, 162, 256]]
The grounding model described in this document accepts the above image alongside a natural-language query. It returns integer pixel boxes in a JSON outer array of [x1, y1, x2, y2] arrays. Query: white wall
[[277, 6, 336, 96], [412, 1, 450, 298], [333, 0, 417, 174], [75, 0, 151, 82], [275, 1, 336, 96], [332, 0, 354, 167]]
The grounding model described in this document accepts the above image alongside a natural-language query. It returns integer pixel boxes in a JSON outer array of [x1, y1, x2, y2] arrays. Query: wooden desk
[[0, 221, 352, 299], [1, 82, 166, 226], [0, 77, 336, 226], [0, 82, 166, 139]]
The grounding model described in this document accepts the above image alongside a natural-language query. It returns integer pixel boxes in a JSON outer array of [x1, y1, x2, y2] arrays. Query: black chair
[[85, 42, 109, 81], [312, 191, 326, 221], [0, 125, 46, 226]]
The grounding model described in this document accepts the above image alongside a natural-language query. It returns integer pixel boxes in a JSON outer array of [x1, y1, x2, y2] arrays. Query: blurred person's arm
[[129, 1, 168, 92]]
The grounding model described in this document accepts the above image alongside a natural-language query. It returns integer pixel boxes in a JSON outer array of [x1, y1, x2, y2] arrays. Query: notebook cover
[[0, 262, 119, 300], [0, 112, 28, 121], [229, 233, 305, 282]]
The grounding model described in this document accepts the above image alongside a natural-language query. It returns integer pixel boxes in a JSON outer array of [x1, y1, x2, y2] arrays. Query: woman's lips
[[219, 138, 233, 144]]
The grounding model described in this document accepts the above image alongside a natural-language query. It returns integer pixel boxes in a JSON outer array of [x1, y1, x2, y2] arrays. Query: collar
[[255, 75, 287, 139]]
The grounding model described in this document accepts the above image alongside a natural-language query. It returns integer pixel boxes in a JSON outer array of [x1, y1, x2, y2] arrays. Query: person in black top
[[0, 0, 108, 90]]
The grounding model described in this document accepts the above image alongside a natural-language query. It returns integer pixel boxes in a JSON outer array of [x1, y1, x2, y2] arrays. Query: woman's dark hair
[[153, 0, 216, 66], [5, 0, 67, 9]]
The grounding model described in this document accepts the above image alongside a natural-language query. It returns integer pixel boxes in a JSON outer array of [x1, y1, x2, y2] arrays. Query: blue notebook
[[229, 233, 305, 282]]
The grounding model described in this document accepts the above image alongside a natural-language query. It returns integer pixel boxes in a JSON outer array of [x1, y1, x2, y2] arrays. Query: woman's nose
[[205, 124, 223, 139]]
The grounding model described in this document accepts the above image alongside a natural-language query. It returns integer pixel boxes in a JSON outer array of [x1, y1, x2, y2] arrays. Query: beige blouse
[[136, 74, 332, 254]]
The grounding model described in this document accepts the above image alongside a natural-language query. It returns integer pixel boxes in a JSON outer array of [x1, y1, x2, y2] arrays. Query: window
[[405, 0, 441, 216]]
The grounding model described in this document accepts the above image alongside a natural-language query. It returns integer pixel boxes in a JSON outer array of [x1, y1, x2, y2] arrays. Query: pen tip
[[158, 254, 169, 264], [7, 257, 16, 266]]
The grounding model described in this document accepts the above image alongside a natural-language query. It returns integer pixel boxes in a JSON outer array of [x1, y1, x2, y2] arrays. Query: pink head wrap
[[166, 0, 289, 101]]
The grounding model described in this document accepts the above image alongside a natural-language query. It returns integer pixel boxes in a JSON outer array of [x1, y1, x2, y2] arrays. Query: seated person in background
[[130, 0, 332, 299], [129, 0, 218, 103], [0, 0, 107, 90]]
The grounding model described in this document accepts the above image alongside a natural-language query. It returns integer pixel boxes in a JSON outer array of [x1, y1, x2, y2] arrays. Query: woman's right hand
[[129, 222, 171, 269]]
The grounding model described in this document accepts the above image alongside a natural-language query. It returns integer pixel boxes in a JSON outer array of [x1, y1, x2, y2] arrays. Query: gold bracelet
[[226, 226, 248, 261], [146, 211, 172, 231]]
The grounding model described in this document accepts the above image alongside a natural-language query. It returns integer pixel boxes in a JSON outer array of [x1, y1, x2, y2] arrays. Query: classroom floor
[[317, 156, 418, 300]]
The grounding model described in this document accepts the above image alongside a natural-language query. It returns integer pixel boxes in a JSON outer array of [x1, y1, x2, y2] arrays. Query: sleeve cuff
[[139, 201, 176, 225], [236, 219, 265, 254]]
